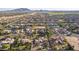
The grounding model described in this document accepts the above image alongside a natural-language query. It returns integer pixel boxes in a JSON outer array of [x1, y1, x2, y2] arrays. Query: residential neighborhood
[[0, 8, 79, 51]]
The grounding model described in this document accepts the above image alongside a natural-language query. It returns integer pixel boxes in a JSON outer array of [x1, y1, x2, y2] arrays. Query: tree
[[2, 44, 10, 50]]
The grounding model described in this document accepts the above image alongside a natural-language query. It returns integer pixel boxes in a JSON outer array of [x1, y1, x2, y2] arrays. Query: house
[[19, 38, 31, 44], [49, 35, 64, 45], [3, 29, 11, 33], [1, 38, 14, 44]]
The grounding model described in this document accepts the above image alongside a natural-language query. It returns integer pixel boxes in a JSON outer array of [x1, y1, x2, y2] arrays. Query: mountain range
[[0, 8, 79, 14], [0, 8, 31, 13]]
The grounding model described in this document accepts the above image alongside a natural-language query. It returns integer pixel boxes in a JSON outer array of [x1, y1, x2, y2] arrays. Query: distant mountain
[[0, 8, 31, 13], [10, 8, 31, 12]]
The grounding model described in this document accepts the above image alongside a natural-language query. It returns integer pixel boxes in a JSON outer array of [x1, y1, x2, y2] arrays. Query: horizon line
[[1, 8, 79, 11]]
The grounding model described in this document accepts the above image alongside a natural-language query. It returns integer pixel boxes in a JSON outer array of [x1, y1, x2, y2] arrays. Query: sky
[[0, 0, 79, 11]]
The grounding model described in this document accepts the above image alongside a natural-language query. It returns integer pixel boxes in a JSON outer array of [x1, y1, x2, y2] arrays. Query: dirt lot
[[64, 36, 79, 50]]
